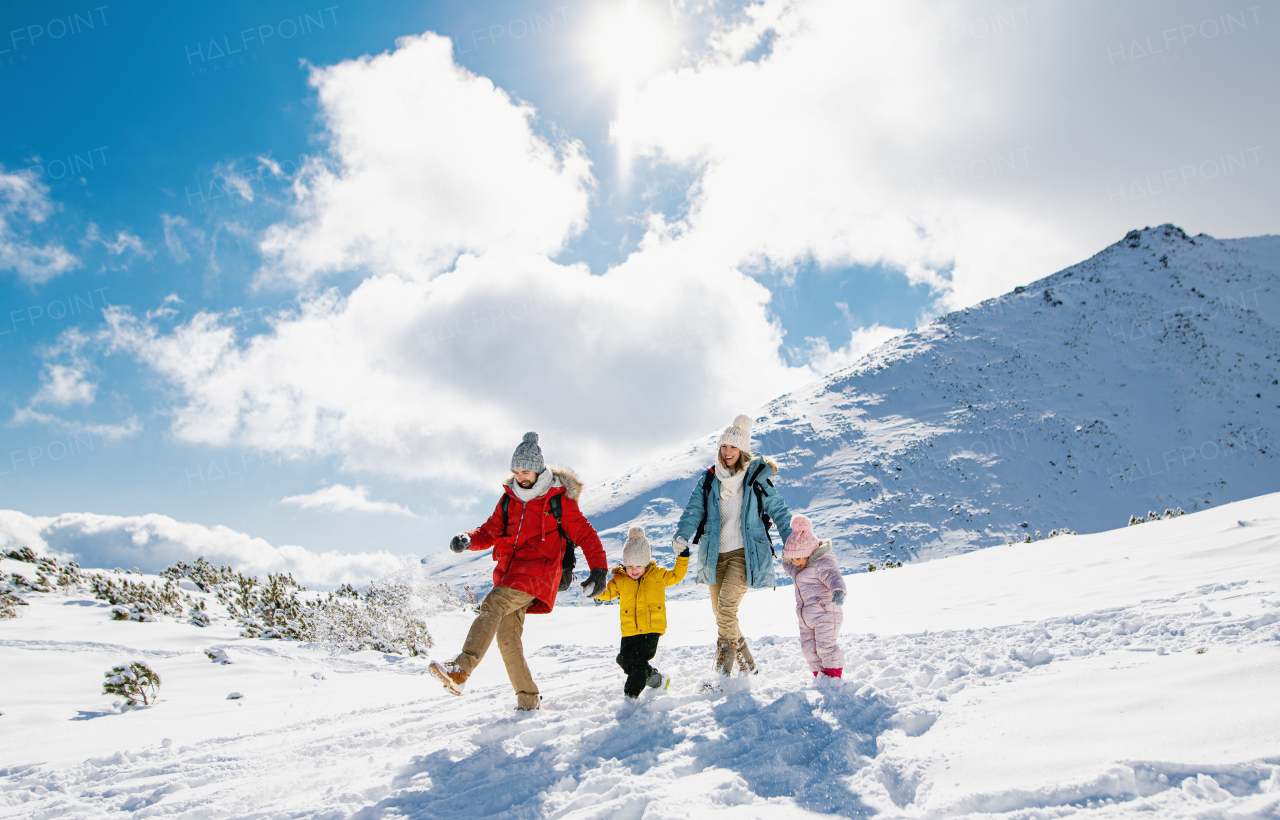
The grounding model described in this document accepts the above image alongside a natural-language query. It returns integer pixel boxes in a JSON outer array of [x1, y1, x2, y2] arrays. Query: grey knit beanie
[[621, 526, 651, 566], [510, 431, 546, 473]]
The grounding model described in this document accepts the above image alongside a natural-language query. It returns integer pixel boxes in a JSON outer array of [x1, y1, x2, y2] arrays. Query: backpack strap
[[692, 468, 716, 545], [747, 462, 776, 555], [548, 493, 577, 573], [500, 494, 510, 533]]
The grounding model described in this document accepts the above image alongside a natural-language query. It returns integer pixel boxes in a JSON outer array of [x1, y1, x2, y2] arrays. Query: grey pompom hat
[[510, 431, 546, 473], [621, 526, 651, 566]]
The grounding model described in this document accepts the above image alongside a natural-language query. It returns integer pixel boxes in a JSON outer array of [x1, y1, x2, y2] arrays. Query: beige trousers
[[707, 550, 748, 642], [456, 585, 539, 707]]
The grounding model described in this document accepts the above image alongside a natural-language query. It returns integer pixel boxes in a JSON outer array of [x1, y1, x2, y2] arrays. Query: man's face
[[513, 468, 539, 488]]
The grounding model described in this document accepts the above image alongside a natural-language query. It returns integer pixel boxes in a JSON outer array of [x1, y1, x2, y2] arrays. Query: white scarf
[[714, 461, 746, 500], [510, 468, 556, 503]]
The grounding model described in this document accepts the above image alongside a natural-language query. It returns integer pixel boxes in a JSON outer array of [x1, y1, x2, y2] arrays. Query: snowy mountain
[[4, 491, 1278, 818], [565, 225, 1278, 579]]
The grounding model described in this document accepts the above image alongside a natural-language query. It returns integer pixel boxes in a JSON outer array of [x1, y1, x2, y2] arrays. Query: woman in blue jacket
[[674, 414, 793, 678]]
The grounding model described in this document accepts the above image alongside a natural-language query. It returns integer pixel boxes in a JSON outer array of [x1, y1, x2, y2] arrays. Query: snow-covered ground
[[3, 491, 1277, 818]]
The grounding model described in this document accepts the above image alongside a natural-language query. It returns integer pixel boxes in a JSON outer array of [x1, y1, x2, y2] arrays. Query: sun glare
[[584, 0, 676, 182]]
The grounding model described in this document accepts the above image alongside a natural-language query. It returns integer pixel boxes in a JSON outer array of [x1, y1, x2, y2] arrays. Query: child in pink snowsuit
[[782, 515, 846, 678]]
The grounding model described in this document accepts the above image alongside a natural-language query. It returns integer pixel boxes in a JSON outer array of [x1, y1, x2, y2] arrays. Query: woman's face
[[720, 445, 741, 467]]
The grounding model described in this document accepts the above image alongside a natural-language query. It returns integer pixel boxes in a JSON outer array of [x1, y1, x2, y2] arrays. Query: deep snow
[[3, 491, 1278, 818]]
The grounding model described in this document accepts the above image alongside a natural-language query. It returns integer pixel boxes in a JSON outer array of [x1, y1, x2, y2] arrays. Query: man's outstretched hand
[[580, 567, 608, 598], [558, 567, 574, 592], [449, 533, 471, 553]]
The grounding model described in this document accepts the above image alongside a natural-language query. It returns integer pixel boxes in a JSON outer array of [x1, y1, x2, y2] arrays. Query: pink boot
[[821, 668, 842, 678]]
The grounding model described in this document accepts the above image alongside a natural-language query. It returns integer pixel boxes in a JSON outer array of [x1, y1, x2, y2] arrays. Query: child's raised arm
[[662, 553, 690, 587]]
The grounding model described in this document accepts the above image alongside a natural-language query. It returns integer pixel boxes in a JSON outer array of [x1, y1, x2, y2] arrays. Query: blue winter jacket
[[674, 456, 793, 589]]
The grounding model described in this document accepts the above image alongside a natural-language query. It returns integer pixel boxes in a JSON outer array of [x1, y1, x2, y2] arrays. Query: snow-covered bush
[[102, 661, 161, 706], [1, 584, 28, 619], [91, 574, 189, 620], [1128, 508, 1185, 526], [189, 599, 211, 627], [867, 560, 904, 572], [161, 557, 236, 592], [305, 581, 433, 656], [204, 648, 231, 664], [2, 546, 37, 563]]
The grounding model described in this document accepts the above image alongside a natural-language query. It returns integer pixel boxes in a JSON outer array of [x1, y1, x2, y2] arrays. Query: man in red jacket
[[429, 432, 609, 711]]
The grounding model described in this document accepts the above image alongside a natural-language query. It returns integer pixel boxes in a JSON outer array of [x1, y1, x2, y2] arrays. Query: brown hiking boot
[[737, 638, 757, 675], [515, 693, 541, 711], [713, 638, 738, 677], [428, 660, 467, 696]]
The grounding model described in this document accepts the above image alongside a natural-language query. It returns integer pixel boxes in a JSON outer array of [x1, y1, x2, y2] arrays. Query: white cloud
[[617, 0, 1278, 312], [798, 324, 907, 377], [9, 408, 142, 442], [0, 509, 401, 589], [85, 223, 152, 260], [161, 214, 199, 263], [0, 168, 79, 283], [281, 484, 418, 518], [256, 32, 593, 286]]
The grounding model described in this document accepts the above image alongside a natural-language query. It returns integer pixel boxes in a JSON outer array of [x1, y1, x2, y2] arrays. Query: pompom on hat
[[783, 515, 820, 560], [717, 414, 753, 452], [510, 431, 545, 473], [621, 526, 651, 566]]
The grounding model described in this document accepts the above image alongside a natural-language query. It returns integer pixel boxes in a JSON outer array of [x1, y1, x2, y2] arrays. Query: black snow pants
[[616, 632, 661, 698]]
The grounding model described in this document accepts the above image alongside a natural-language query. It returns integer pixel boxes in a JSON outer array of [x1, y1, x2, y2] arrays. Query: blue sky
[[1, 0, 1275, 577]]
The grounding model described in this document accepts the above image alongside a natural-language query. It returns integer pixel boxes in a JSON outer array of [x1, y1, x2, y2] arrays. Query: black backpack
[[692, 462, 776, 555], [499, 493, 578, 580]]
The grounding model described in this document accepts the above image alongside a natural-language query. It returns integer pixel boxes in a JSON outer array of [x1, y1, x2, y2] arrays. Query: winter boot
[[427, 660, 467, 696], [515, 693, 542, 711], [646, 671, 670, 691], [713, 638, 738, 677], [736, 638, 757, 675], [821, 668, 843, 678]]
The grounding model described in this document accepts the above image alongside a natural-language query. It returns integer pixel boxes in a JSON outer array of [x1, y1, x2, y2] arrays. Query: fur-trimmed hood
[[503, 465, 584, 501]]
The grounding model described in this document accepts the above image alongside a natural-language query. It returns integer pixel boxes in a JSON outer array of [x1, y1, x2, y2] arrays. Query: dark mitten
[[581, 567, 608, 598], [558, 567, 574, 592], [678, 547, 690, 558], [449, 533, 471, 553], [832, 590, 845, 607]]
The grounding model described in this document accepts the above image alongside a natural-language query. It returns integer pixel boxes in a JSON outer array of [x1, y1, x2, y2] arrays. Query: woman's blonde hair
[[716, 447, 754, 474]]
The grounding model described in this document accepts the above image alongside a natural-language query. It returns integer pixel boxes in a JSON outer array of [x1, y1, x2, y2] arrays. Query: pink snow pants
[[798, 604, 844, 672]]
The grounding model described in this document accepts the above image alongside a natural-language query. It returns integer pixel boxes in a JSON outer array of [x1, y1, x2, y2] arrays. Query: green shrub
[[103, 661, 161, 706]]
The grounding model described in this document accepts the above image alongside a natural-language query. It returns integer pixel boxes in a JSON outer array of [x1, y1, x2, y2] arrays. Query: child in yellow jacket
[[596, 526, 689, 698]]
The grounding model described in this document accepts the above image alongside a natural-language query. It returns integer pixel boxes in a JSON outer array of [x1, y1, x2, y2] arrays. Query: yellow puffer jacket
[[597, 555, 689, 636]]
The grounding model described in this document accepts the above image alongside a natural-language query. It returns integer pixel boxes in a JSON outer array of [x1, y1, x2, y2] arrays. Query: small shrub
[[91, 574, 189, 620], [1, 585, 28, 619], [2, 547, 37, 563], [189, 599, 211, 627], [204, 648, 231, 664], [103, 661, 161, 706]]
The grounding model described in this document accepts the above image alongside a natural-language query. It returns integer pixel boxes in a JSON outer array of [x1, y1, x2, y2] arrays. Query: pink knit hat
[[783, 515, 820, 559]]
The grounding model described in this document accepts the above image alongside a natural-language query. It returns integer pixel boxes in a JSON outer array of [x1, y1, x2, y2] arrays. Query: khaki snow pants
[[708, 551, 748, 642], [456, 586, 539, 707]]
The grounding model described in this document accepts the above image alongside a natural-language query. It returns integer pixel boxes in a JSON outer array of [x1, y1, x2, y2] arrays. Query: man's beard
[[517, 479, 535, 488]]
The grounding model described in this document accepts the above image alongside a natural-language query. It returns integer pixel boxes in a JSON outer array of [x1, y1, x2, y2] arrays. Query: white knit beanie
[[717, 414, 753, 452], [621, 526, 651, 566]]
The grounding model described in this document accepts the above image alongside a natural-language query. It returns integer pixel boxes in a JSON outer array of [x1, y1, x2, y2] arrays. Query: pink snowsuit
[[783, 541, 846, 672]]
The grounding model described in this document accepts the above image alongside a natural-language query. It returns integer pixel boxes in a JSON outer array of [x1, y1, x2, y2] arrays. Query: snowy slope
[[561, 225, 1278, 581], [3, 491, 1278, 818]]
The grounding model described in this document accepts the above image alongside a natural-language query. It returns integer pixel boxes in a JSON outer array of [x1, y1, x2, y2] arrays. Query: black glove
[[449, 533, 471, 553], [832, 590, 845, 607], [558, 567, 574, 592], [580, 567, 608, 598], [678, 546, 690, 558]]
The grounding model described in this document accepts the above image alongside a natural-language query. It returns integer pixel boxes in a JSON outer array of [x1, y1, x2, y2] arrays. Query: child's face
[[792, 556, 808, 570], [625, 565, 645, 579]]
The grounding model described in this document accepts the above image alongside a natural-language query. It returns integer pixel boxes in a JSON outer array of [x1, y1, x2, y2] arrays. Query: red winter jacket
[[468, 466, 607, 614]]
